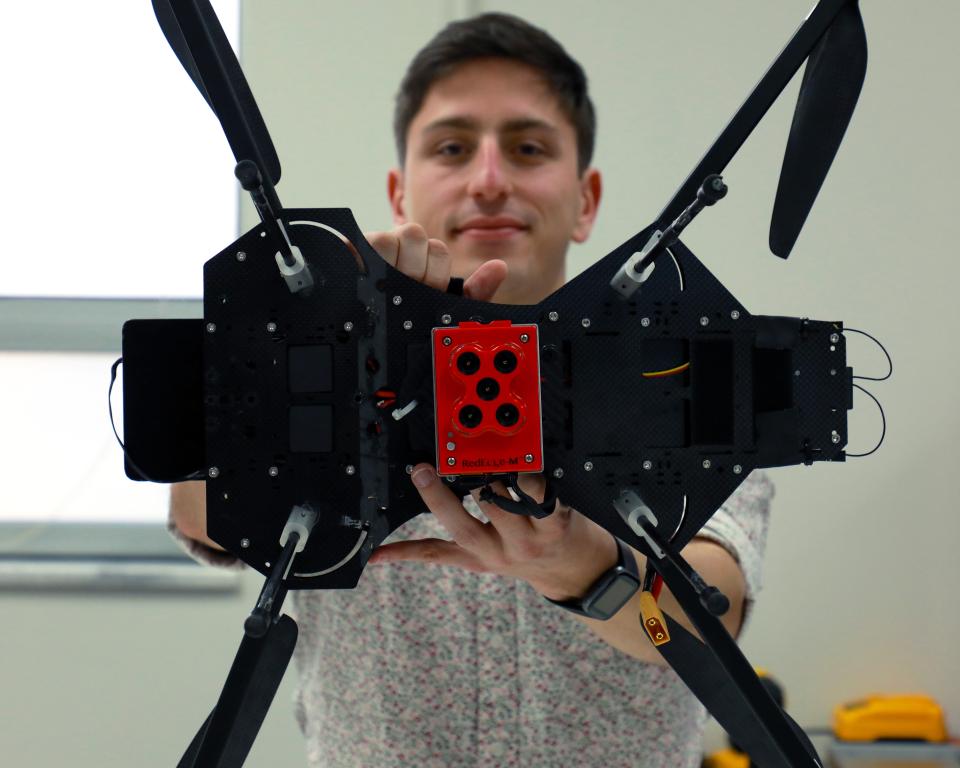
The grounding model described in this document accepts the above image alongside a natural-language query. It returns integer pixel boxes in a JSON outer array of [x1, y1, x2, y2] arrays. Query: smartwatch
[[544, 535, 641, 620]]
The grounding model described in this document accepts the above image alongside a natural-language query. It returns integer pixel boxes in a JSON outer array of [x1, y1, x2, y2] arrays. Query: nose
[[466, 137, 512, 201]]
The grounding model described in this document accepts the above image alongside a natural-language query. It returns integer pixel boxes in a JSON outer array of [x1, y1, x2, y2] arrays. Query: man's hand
[[366, 223, 508, 301], [368, 464, 619, 602]]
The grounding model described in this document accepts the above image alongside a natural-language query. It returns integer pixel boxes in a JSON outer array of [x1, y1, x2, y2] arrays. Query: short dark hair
[[393, 13, 596, 174]]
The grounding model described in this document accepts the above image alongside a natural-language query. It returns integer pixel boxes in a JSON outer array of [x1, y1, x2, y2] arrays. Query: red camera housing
[[432, 321, 543, 476]]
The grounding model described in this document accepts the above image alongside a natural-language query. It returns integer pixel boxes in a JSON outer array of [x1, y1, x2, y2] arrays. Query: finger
[[423, 238, 451, 292], [410, 464, 499, 555], [365, 230, 400, 267], [368, 538, 487, 572], [396, 223, 429, 282], [463, 259, 508, 302]]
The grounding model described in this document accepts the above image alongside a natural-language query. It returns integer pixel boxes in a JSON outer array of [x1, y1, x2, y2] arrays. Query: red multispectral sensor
[[432, 321, 543, 476]]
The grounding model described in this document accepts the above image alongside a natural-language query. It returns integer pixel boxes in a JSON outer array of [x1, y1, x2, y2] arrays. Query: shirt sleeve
[[695, 470, 773, 616], [166, 512, 246, 569]]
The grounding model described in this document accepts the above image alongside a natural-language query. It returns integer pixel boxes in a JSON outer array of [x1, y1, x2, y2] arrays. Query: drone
[[120, 1, 884, 766]]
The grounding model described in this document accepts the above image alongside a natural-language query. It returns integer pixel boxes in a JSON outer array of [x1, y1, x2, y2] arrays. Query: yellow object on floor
[[833, 693, 948, 742]]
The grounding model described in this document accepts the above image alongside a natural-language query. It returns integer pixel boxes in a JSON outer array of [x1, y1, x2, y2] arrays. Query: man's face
[[388, 58, 601, 304]]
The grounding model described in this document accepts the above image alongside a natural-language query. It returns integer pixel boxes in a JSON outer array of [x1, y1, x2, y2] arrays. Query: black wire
[[844, 327, 892, 382], [109, 358, 204, 483], [845, 383, 886, 458]]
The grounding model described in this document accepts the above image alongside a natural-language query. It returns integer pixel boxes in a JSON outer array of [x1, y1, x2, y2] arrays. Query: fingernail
[[411, 466, 434, 489]]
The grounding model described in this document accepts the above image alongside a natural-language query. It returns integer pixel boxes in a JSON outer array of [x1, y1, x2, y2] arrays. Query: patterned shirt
[[172, 472, 773, 768]]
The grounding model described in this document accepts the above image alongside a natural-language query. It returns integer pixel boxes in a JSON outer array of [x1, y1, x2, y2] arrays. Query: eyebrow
[[420, 116, 560, 136]]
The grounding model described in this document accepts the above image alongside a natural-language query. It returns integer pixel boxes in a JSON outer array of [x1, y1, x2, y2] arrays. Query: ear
[[571, 168, 602, 243], [387, 168, 408, 226]]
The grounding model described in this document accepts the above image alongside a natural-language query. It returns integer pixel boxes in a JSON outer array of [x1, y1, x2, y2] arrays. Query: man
[[171, 13, 772, 767]]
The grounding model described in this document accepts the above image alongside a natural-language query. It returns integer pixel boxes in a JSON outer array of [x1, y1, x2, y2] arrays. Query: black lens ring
[[476, 377, 500, 401], [494, 349, 518, 374], [496, 402, 520, 427], [457, 351, 481, 375]]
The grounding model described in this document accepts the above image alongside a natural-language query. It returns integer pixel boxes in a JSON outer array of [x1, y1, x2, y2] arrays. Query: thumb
[[463, 259, 508, 302]]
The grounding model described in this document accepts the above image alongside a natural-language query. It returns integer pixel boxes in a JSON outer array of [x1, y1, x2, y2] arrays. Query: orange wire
[[641, 362, 690, 378]]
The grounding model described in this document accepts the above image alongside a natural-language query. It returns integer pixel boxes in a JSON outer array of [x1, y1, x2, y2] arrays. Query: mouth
[[453, 217, 529, 242]]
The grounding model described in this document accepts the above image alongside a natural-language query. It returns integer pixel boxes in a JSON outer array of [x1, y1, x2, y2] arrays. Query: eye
[[516, 142, 544, 156], [436, 141, 467, 158]]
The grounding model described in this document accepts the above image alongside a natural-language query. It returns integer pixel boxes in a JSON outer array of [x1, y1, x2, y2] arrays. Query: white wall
[[2, 1, 957, 765]]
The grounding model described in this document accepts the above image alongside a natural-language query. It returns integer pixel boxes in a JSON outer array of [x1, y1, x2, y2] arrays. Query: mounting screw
[[442, 336, 452, 346], [208, 466, 220, 478], [345, 465, 356, 475], [520, 333, 529, 343], [641, 317, 651, 327], [581, 318, 591, 328], [831, 430, 841, 444], [445, 475, 458, 483], [446, 441, 456, 451], [236, 251, 247, 262], [702, 459, 712, 469], [403, 320, 413, 330], [830, 333, 840, 344], [392, 295, 402, 306], [583, 461, 594, 472], [642, 460, 653, 470], [524, 454, 534, 463], [548, 311, 559, 322], [552, 468, 564, 479], [699, 316, 709, 327], [240, 538, 250, 549], [206, 322, 217, 333], [343, 321, 354, 332], [794, 369, 801, 377], [441, 314, 452, 325], [268, 465, 279, 477], [447, 457, 456, 466], [730, 310, 740, 320], [733, 464, 743, 475], [405, 464, 413, 474], [830, 368, 837, 376], [266, 322, 277, 333]]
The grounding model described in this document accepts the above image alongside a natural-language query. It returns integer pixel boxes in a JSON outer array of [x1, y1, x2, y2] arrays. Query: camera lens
[[456, 351, 481, 375], [494, 349, 517, 374], [496, 403, 520, 427], [476, 377, 500, 401], [459, 405, 482, 428]]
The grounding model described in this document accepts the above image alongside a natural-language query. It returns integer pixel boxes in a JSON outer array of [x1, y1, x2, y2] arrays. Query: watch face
[[588, 572, 640, 619]]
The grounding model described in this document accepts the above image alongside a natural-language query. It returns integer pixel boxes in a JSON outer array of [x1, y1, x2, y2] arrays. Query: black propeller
[[769, 2, 867, 258], [151, 0, 281, 186]]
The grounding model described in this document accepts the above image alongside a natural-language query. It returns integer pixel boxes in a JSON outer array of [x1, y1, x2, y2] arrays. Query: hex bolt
[[552, 468, 564, 479], [266, 322, 277, 333], [583, 461, 594, 472], [240, 538, 250, 549], [520, 334, 529, 343], [831, 430, 841, 444], [403, 320, 413, 331], [442, 336, 452, 346], [345, 465, 356, 475], [441, 314, 452, 325], [642, 460, 653, 470], [208, 466, 220, 478], [405, 464, 414, 474], [641, 317, 651, 328], [733, 464, 743, 475], [206, 322, 217, 334], [702, 459, 712, 469], [392, 295, 402, 306], [343, 321, 354, 332], [268, 466, 279, 477], [730, 310, 741, 320], [524, 454, 534, 463], [581, 318, 591, 328], [830, 333, 840, 344], [548, 311, 559, 322], [236, 251, 247, 262], [447, 457, 456, 466], [699, 316, 709, 327]]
